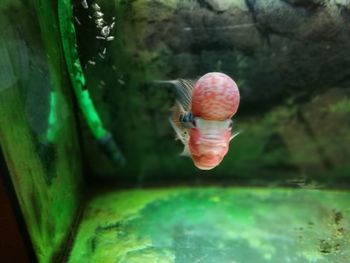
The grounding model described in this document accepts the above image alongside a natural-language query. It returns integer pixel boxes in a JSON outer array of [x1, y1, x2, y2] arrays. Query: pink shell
[[191, 72, 240, 120]]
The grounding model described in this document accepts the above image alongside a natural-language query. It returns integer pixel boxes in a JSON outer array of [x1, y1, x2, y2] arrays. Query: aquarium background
[[67, 1, 350, 261], [73, 0, 350, 184], [0, 0, 350, 262]]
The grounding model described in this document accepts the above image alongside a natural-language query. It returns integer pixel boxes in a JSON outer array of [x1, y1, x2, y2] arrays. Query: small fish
[[166, 72, 240, 170]]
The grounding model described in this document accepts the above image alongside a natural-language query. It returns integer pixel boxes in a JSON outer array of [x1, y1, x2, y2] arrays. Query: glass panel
[[0, 1, 82, 262]]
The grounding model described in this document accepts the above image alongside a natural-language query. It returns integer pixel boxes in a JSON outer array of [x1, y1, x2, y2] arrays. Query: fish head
[[191, 72, 240, 120], [188, 118, 233, 170]]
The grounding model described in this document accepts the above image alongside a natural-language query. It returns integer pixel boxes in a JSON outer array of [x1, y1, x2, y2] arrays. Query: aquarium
[[0, 0, 350, 262]]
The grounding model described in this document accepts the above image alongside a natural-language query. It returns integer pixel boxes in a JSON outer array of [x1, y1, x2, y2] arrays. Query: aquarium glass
[[0, 1, 82, 262]]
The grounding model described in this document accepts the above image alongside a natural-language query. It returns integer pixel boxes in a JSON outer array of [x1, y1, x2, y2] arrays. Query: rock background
[[74, 0, 350, 186]]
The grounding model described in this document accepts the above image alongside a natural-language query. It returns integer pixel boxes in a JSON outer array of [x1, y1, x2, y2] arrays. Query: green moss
[[264, 105, 297, 125], [328, 98, 350, 114]]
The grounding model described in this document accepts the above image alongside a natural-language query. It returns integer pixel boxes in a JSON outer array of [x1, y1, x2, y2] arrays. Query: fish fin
[[174, 79, 196, 111], [169, 117, 190, 145], [180, 144, 191, 157], [169, 101, 193, 157], [154, 78, 196, 111], [155, 79, 195, 111], [230, 131, 240, 141], [170, 101, 187, 128]]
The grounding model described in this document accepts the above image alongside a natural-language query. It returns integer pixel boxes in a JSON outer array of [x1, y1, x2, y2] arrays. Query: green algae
[[69, 188, 350, 263], [328, 98, 350, 114]]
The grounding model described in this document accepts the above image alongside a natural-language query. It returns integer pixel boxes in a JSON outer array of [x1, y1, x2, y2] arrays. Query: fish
[[167, 72, 240, 170]]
